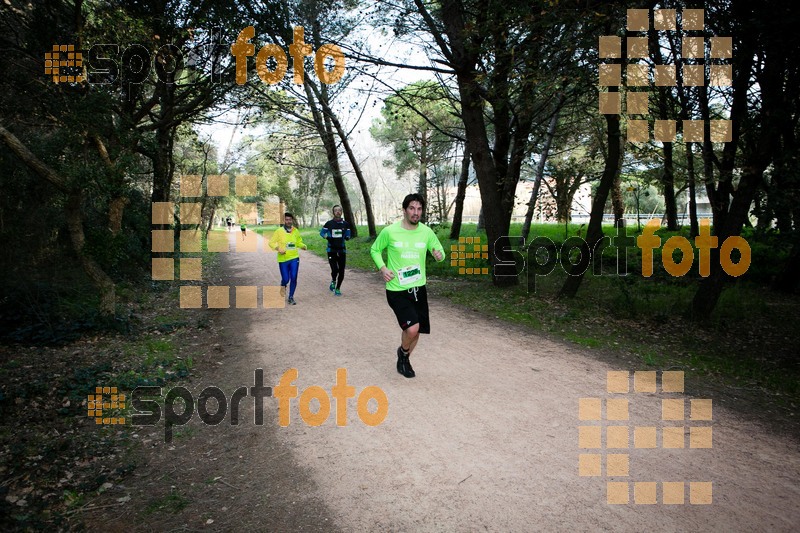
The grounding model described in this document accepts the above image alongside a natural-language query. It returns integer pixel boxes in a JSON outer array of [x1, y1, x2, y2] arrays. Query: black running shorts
[[386, 285, 430, 334]]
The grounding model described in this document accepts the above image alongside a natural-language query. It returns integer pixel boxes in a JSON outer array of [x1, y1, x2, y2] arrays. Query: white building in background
[[688, 190, 714, 219], [456, 181, 593, 223]]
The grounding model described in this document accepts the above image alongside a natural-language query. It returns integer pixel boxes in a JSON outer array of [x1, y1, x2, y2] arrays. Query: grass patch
[[144, 488, 190, 515], [115, 335, 193, 390]]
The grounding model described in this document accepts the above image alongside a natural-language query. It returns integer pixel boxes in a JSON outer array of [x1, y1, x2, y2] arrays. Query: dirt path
[[93, 230, 799, 531]]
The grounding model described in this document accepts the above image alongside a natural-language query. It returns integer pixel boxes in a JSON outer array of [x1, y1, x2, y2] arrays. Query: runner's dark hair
[[402, 193, 425, 210]]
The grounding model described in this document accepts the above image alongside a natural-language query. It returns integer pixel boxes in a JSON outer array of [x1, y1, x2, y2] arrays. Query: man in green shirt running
[[370, 193, 445, 378]]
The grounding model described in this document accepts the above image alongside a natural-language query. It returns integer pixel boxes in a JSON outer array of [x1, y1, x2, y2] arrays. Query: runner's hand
[[380, 267, 395, 282], [432, 249, 444, 261], [301, 244, 307, 250], [278, 247, 286, 254]]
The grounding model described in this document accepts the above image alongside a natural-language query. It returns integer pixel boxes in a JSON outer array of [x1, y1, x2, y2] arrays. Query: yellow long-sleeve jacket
[[269, 226, 306, 262]]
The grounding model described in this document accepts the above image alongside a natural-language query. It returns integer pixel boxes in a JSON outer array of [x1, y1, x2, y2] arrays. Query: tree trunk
[[439, 168, 447, 223], [610, 172, 624, 227], [205, 206, 216, 236], [668, 27, 700, 238], [699, 84, 719, 229], [771, 86, 798, 233], [419, 138, 428, 223], [310, 78, 377, 237], [312, 174, 326, 227], [559, 111, 621, 298], [555, 191, 573, 223], [332, 121, 375, 236], [432, 0, 517, 285], [150, 90, 177, 203], [107, 197, 129, 235], [66, 191, 117, 314], [302, 82, 357, 237], [449, 148, 470, 239], [686, 142, 699, 237], [0, 125, 116, 315], [663, 141, 678, 230], [92, 135, 129, 236], [691, 26, 769, 320], [649, 21, 678, 231], [690, 165, 763, 318], [522, 100, 562, 241], [305, 20, 374, 238]]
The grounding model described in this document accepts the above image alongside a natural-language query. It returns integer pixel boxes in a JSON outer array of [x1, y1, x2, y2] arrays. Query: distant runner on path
[[269, 212, 307, 305], [370, 193, 445, 378], [320, 205, 352, 296], [240, 220, 247, 237]]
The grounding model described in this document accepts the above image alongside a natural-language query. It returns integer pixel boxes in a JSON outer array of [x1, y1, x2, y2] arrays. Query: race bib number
[[397, 264, 421, 286], [331, 228, 343, 238], [287, 242, 296, 249]]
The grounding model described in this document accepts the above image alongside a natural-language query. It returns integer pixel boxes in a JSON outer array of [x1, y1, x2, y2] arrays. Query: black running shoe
[[402, 356, 415, 378], [396, 347, 415, 378]]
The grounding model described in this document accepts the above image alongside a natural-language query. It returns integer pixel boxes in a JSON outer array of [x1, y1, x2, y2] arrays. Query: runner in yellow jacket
[[269, 212, 307, 305]]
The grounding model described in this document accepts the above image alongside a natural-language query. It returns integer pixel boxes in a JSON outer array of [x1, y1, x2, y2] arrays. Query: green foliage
[[371, 81, 461, 178], [145, 488, 190, 515], [115, 336, 193, 390], [1, 0, 248, 324], [0, 282, 131, 345], [239, 123, 340, 225], [84, 191, 152, 282], [371, 81, 463, 223]]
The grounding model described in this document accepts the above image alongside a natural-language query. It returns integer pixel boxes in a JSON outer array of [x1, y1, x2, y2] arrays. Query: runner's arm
[[269, 230, 285, 253], [428, 231, 446, 262], [345, 221, 351, 240], [319, 222, 329, 239], [370, 229, 389, 270], [297, 232, 307, 250]]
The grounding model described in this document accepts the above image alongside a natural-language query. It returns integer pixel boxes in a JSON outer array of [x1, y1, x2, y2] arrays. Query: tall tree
[[410, 0, 592, 285], [558, 11, 626, 298], [0, 0, 242, 314], [449, 145, 471, 239], [647, 2, 680, 231], [243, 0, 377, 236], [371, 80, 462, 220], [691, 0, 800, 318], [521, 94, 565, 241]]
